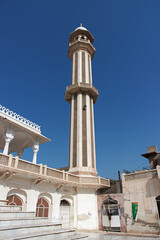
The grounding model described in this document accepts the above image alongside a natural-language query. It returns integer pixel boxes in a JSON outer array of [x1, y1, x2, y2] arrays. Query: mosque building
[[0, 26, 110, 239], [1, 25, 159, 239]]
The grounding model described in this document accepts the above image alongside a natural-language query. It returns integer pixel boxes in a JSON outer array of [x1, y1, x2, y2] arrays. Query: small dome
[[74, 26, 88, 32], [69, 24, 94, 44]]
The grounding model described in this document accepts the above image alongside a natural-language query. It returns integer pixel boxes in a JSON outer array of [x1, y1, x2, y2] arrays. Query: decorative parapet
[[124, 169, 158, 181], [0, 105, 41, 133], [0, 153, 110, 189]]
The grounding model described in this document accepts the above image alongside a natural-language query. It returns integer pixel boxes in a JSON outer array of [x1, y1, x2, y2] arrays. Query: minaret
[[65, 25, 99, 176]]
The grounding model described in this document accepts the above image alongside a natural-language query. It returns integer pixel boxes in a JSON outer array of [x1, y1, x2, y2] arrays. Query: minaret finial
[[80, 23, 82, 27]]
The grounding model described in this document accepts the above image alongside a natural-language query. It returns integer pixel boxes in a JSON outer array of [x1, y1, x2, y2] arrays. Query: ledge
[[0, 154, 110, 189], [68, 40, 95, 60], [65, 82, 99, 103]]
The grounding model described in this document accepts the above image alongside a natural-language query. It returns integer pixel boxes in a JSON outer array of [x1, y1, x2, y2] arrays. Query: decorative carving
[[0, 105, 41, 132]]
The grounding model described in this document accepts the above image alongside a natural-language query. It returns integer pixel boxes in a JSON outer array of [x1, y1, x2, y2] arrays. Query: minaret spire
[[65, 26, 99, 176]]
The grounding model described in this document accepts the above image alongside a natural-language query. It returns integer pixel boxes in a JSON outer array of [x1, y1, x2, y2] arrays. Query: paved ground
[[82, 232, 160, 240]]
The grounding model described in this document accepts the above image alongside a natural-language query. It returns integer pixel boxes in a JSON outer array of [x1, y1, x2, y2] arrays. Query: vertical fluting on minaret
[[65, 25, 99, 176]]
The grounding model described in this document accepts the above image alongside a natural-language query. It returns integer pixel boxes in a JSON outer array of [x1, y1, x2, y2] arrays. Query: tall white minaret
[[65, 25, 99, 176]]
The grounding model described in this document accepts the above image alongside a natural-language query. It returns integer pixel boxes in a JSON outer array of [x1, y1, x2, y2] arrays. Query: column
[[78, 51, 82, 83], [89, 54, 92, 83], [91, 98, 96, 169], [32, 142, 39, 164], [85, 52, 89, 83], [3, 129, 14, 155], [72, 53, 75, 84], [69, 95, 74, 168], [77, 93, 82, 167], [86, 94, 92, 167]]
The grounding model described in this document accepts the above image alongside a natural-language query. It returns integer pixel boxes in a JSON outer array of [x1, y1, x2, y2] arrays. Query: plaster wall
[[0, 175, 98, 230], [0, 176, 66, 221], [122, 171, 160, 234], [76, 189, 98, 230]]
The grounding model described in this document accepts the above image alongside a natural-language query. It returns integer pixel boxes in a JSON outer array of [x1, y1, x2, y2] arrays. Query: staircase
[[0, 200, 88, 240]]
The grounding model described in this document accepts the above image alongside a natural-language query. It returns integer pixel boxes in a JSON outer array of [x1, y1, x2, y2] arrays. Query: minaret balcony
[[65, 82, 99, 103], [68, 40, 95, 60]]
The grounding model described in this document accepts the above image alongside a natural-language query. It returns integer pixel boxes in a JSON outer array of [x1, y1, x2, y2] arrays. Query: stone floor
[[83, 232, 160, 240]]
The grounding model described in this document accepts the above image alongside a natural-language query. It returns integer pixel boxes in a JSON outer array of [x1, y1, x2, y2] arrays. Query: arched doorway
[[7, 194, 23, 210], [102, 197, 121, 232], [36, 197, 49, 217], [60, 199, 70, 228]]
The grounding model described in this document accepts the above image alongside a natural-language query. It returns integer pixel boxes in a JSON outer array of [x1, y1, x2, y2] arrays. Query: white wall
[[76, 189, 98, 230], [0, 175, 98, 230], [122, 171, 160, 234]]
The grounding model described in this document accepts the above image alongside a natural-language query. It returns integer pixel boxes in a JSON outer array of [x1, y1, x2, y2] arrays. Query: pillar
[[32, 143, 39, 164], [3, 129, 14, 155]]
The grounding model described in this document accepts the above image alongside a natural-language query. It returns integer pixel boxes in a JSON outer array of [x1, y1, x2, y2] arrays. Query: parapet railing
[[0, 105, 41, 133], [0, 153, 110, 188], [124, 169, 158, 181]]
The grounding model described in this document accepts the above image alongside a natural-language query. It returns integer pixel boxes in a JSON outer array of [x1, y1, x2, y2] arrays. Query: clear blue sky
[[0, 0, 160, 179]]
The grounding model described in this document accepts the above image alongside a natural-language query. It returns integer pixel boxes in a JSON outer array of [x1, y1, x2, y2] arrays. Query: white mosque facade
[[0, 26, 110, 232]]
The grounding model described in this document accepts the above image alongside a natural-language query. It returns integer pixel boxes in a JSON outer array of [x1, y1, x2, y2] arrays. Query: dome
[[74, 26, 88, 32], [69, 24, 94, 44]]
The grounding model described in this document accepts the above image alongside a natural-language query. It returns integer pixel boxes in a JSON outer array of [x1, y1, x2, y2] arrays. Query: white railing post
[[79, 176, 81, 184], [63, 170, 65, 180], [8, 154, 13, 167], [66, 172, 68, 181], [98, 176, 101, 184], [44, 165, 47, 176], [14, 156, 19, 169], [39, 163, 43, 175]]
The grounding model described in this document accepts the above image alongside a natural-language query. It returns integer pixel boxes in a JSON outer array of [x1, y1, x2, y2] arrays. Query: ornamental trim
[[0, 105, 41, 133]]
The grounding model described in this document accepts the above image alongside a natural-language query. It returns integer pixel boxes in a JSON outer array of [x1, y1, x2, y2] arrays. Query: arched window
[[36, 197, 49, 217], [156, 196, 160, 218], [7, 194, 23, 206]]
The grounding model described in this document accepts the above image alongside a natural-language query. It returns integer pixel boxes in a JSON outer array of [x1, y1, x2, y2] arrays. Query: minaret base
[[69, 166, 97, 176]]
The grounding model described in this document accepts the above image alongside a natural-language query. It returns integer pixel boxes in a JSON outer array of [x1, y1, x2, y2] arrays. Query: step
[[0, 222, 62, 239], [0, 205, 21, 211], [0, 211, 35, 218], [4, 228, 76, 240], [0, 200, 8, 206], [65, 234, 88, 239], [0, 217, 50, 227]]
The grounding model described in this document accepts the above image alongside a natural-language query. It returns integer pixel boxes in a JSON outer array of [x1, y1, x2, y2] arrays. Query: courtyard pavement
[[81, 232, 160, 240]]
